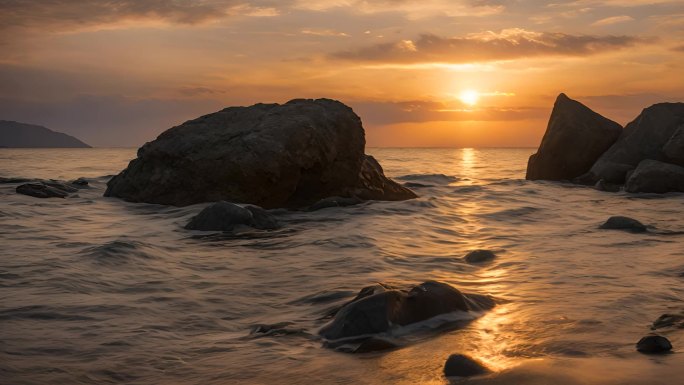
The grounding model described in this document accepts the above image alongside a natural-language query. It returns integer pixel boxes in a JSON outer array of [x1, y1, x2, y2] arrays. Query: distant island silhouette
[[0, 120, 90, 148]]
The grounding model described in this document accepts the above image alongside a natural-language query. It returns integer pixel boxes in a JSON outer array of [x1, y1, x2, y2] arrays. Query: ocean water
[[1, 147, 684, 385]]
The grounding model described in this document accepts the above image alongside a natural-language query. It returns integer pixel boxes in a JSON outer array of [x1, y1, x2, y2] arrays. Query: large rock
[[526, 93, 622, 181], [16, 181, 77, 198], [625, 159, 684, 193], [105, 99, 416, 208], [587, 103, 684, 183], [319, 280, 494, 341], [636, 335, 672, 354]]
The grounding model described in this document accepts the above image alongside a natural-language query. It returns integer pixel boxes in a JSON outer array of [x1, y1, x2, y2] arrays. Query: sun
[[459, 89, 479, 106]]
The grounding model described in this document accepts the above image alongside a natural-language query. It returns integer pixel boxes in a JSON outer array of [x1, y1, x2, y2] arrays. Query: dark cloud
[[0, 0, 275, 33], [349, 100, 545, 125], [332, 29, 650, 63], [673, 45, 684, 52]]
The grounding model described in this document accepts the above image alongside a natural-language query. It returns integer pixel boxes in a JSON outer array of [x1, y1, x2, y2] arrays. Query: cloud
[[673, 45, 684, 52], [292, 0, 504, 18], [332, 28, 650, 63], [592, 15, 634, 26], [0, 0, 280, 34], [349, 100, 544, 125], [301, 29, 350, 37]]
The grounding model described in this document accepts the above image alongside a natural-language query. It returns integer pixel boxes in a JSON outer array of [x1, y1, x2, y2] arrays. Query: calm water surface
[[1, 148, 683, 384]]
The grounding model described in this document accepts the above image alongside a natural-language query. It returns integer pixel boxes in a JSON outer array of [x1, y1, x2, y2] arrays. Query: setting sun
[[459, 90, 480, 106]]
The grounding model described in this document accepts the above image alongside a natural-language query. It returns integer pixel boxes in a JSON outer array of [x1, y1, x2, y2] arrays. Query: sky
[[1, 0, 683, 147]]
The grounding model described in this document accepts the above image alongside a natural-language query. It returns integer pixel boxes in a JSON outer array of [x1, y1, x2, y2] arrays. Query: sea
[[1, 147, 683, 385]]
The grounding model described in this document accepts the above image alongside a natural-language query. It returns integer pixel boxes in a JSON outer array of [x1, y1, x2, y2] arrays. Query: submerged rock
[[526, 93, 622, 181], [652, 314, 684, 330], [599, 216, 647, 233], [636, 335, 672, 354], [16, 181, 76, 198], [625, 159, 684, 193], [185, 201, 280, 231], [587, 103, 684, 184], [319, 280, 494, 342], [308, 196, 363, 211], [105, 99, 415, 208], [464, 250, 497, 264], [444, 354, 491, 378]]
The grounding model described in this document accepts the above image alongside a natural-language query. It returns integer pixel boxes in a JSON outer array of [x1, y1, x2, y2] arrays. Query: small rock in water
[[69, 177, 90, 188], [443, 354, 491, 378], [185, 201, 280, 231], [599, 216, 647, 233], [16, 182, 74, 198], [636, 335, 672, 354], [652, 314, 684, 330], [308, 196, 363, 211], [464, 250, 496, 264]]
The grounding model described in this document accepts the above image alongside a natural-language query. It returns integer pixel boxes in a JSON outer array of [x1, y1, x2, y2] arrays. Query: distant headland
[[0, 120, 90, 148]]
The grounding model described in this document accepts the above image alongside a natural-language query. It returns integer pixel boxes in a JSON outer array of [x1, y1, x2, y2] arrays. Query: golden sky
[[1, 0, 683, 147]]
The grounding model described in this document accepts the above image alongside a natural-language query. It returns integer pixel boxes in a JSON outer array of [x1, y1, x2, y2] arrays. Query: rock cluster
[[527, 94, 684, 193]]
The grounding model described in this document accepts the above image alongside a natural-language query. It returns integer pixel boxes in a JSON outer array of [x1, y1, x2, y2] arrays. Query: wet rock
[[308, 196, 363, 211], [664, 126, 684, 166], [588, 103, 684, 184], [526, 93, 622, 181], [599, 216, 647, 233], [69, 177, 90, 188], [16, 182, 75, 198], [464, 250, 497, 264], [249, 322, 309, 338], [105, 99, 415, 208], [444, 354, 491, 378], [185, 201, 280, 231], [636, 335, 672, 354], [652, 314, 684, 330], [594, 179, 621, 192], [353, 337, 400, 353], [625, 159, 684, 193], [319, 280, 494, 341]]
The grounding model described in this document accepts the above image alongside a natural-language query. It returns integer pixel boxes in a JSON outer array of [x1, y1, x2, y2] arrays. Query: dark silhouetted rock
[[636, 335, 672, 354], [594, 179, 621, 192], [664, 126, 684, 166], [444, 354, 491, 378], [652, 314, 684, 330], [16, 181, 76, 198], [0, 120, 90, 148], [319, 280, 494, 341], [599, 216, 647, 233], [308, 196, 363, 211], [526, 94, 622, 181], [464, 250, 496, 264], [105, 99, 416, 208], [70, 177, 90, 188], [587, 103, 684, 183], [185, 201, 280, 231], [625, 159, 684, 193]]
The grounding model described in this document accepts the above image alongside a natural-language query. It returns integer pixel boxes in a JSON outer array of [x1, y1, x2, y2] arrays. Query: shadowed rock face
[[184, 201, 280, 231], [625, 159, 684, 193], [526, 93, 622, 181], [587, 103, 684, 183], [319, 280, 495, 342], [104, 99, 415, 208]]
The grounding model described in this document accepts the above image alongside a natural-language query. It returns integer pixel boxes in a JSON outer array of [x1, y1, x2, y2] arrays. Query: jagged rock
[[105, 99, 415, 208], [587, 103, 684, 183], [464, 250, 496, 264], [625, 159, 684, 193], [599, 216, 647, 233], [444, 354, 491, 378], [526, 93, 622, 181], [319, 281, 494, 341], [185, 201, 280, 231], [16, 181, 76, 198], [636, 335, 672, 354]]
